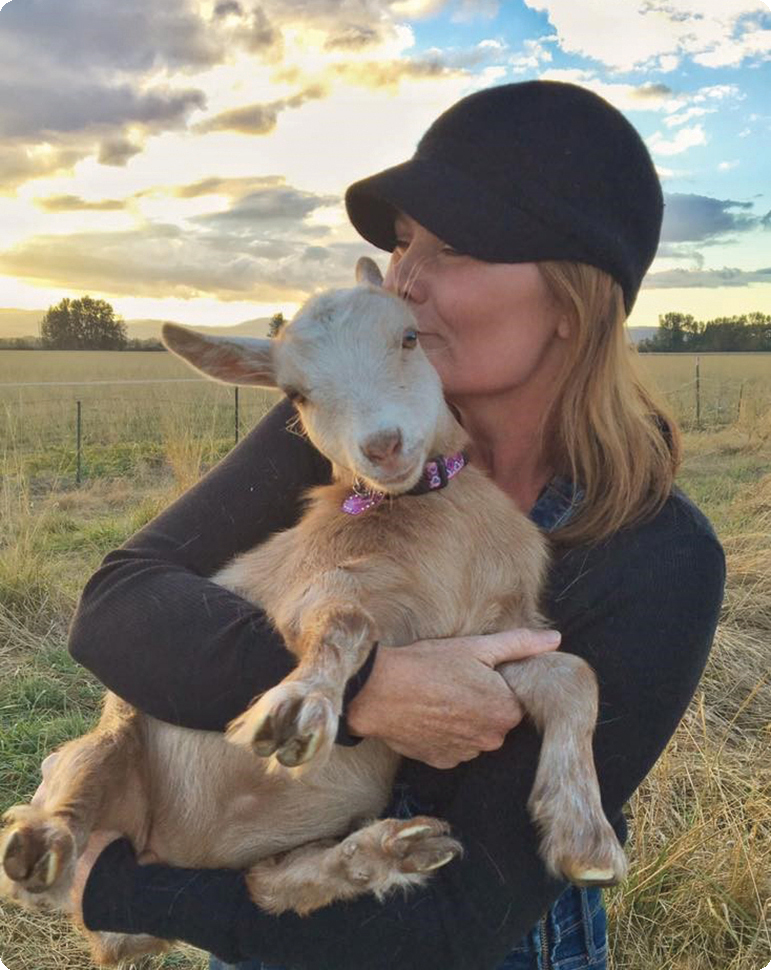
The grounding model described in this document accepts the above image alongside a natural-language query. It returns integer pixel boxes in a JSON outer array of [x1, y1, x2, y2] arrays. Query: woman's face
[[383, 213, 570, 403]]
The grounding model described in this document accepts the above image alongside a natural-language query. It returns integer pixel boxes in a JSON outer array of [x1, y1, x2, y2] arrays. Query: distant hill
[[0, 309, 271, 341], [627, 326, 658, 345], [0, 308, 45, 338], [120, 317, 272, 341], [1, 309, 655, 346]]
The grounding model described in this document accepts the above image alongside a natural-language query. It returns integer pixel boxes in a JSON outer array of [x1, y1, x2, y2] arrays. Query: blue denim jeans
[[208, 883, 607, 970]]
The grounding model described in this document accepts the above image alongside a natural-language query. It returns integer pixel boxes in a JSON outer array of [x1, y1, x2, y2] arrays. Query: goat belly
[[140, 717, 398, 869]]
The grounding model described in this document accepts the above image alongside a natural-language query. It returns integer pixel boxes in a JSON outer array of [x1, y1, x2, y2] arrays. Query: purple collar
[[341, 451, 469, 516]]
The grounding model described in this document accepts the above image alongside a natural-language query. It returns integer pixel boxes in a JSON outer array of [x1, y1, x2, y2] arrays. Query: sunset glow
[[0, 0, 769, 330]]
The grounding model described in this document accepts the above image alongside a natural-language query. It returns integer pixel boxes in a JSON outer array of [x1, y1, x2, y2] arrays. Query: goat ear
[[162, 323, 276, 387], [355, 256, 383, 288]]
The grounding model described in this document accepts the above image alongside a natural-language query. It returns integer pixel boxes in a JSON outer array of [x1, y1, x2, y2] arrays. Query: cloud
[[195, 85, 326, 135], [193, 184, 338, 232], [98, 138, 145, 167], [0, 0, 222, 76], [509, 38, 553, 73], [1, 82, 205, 140], [538, 70, 677, 113], [214, 1, 243, 16], [632, 83, 674, 100], [522, 0, 771, 72], [663, 106, 714, 128], [645, 266, 771, 288], [328, 51, 475, 89], [0, 143, 84, 195], [661, 194, 760, 243], [648, 124, 707, 156], [323, 25, 384, 51], [0, 223, 370, 302], [171, 175, 286, 199], [36, 195, 127, 213]]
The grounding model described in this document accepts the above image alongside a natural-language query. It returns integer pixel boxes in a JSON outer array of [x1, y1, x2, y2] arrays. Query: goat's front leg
[[247, 816, 461, 915], [228, 602, 376, 770], [499, 653, 627, 887]]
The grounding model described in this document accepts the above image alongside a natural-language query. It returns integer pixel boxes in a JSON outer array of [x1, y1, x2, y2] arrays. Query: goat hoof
[[338, 816, 461, 891], [382, 817, 461, 874], [553, 830, 628, 888], [227, 683, 338, 769], [1, 810, 74, 893], [566, 866, 619, 887]]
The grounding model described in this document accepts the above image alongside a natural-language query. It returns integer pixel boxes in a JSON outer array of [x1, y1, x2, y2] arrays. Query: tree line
[[638, 311, 771, 352], [0, 299, 289, 350], [6, 299, 768, 353]]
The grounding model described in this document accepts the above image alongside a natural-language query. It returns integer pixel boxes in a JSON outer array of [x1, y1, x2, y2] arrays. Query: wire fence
[[1, 378, 280, 485], [1, 355, 769, 487]]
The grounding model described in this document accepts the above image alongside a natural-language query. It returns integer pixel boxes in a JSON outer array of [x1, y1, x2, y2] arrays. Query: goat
[[0, 258, 626, 966]]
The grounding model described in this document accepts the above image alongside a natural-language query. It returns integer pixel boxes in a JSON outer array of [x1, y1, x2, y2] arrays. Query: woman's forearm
[[79, 513, 725, 969], [68, 398, 331, 731]]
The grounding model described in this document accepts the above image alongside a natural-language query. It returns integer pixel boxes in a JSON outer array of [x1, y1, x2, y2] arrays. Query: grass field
[[0, 350, 769, 969]]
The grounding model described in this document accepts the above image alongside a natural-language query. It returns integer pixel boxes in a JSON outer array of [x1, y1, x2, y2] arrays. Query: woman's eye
[[441, 245, 462, 257], [402, 329, 418, 349]]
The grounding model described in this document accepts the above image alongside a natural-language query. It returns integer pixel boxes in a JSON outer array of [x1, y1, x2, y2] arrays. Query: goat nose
[[361, 429, 403, 465]]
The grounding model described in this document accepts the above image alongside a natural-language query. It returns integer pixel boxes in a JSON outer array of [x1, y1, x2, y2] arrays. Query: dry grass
[[0, 367, 769, 968], [607, 468, 771, 970]]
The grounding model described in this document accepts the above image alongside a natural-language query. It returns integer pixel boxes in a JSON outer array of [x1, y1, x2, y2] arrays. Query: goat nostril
[[362, 430, 403, 464]]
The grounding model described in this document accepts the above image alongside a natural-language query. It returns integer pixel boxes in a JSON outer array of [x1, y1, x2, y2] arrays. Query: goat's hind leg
[[499, 653, 627, 887], [228, 601, 376, 770], [247, 816, 461, 916], [0, 695, 148, 911]]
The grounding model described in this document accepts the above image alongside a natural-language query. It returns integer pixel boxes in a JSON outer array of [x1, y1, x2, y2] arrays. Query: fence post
[[234, 386, 240, 444], [76, 399, 82, 485], [695, 356, 701, 429], [737, 381, 744, 421]]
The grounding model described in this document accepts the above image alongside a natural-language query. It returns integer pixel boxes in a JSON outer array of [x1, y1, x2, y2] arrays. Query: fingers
[[468, 628, 561, 667]]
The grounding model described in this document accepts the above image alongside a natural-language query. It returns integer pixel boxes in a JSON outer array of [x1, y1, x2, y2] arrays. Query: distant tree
[[638, 311, 771, 353], [40, 297, 127, 350], [126, 337, 165, 351], [268, 312, 286, 338]]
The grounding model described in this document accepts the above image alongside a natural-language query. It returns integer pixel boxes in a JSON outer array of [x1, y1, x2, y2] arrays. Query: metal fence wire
[[1, 379, 280, 483], [1, 355, 769, 485]]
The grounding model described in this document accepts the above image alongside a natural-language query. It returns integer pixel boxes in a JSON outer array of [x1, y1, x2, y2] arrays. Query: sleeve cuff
[[81, 838, 251, 964]]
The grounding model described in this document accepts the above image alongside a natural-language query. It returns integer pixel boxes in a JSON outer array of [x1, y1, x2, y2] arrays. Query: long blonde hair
[[537, 261, 680, 546]]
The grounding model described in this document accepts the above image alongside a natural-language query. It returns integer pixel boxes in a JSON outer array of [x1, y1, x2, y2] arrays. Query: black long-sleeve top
[[70, 398, 726, 970]]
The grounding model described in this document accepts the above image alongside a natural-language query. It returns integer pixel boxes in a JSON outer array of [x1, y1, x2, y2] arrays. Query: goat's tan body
[[134, 463, 543, 868]]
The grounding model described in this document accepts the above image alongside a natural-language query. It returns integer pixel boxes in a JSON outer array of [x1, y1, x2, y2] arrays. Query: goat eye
[[284, 388, 307, 405], [402, 329, 418, 350]]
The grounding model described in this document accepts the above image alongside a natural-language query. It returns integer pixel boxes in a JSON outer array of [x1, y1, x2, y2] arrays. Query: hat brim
[[345, 156, 591, 267]]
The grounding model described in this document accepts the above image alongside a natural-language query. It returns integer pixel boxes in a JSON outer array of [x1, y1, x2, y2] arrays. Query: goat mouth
[[368, 464, 424, 493]]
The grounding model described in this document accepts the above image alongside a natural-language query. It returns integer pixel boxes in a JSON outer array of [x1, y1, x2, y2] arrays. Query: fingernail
[[538, 630, 561, 645]]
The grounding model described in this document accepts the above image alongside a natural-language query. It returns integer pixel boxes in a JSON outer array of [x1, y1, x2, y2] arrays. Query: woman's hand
[[346, 628, 561, 769]]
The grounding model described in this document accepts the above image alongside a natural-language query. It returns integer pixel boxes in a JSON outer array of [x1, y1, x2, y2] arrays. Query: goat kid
[[0, 258, 626, 966]]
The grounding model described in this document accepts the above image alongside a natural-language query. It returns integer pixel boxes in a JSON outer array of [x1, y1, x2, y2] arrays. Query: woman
[[64, 81, 725, 969]]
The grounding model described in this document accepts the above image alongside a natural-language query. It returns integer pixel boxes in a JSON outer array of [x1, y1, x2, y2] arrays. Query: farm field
[[0, 350, 769, 969]]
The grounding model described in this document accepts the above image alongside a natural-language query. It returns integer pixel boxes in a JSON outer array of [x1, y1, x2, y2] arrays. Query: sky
[[0, 0, 769, 329]]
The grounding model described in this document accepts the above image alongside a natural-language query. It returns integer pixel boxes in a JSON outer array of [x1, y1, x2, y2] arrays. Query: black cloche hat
[[345, 80, 663, 314]]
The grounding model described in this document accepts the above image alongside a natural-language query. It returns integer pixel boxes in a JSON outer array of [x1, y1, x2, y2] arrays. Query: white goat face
[[162, 264, 446, 494]]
